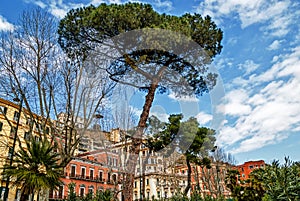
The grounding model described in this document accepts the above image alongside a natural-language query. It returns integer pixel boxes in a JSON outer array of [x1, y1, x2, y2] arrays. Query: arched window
[[88, 185, 94, 194]]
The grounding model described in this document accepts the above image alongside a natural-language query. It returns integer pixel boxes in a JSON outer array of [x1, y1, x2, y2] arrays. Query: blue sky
[[1, 0, 300, 165]]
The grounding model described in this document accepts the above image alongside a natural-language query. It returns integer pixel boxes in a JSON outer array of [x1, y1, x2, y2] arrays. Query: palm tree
[[2, 136, 63, 201]]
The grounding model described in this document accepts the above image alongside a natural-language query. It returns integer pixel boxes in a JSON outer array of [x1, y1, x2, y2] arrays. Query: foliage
[[67, 183, 77, 201], [225, 169, 265, 201], [149, 193, 226, 201], [225, 157, 300, 201], [181, 118, 216, 195], [146, 115, 216, 196], [262, 157, 300, 200], [65, 188, 115, 201], [146, 114, 183, 153], [58, 3, 223, 59], [2, 137, 63, 199]]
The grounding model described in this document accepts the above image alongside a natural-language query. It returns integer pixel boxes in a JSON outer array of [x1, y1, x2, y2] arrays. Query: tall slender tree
[[58, 3, 223, 200]]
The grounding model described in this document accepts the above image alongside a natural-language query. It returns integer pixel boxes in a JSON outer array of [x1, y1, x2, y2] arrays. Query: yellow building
[[0, 98, 53, 200], [0, 98, 26, 200]]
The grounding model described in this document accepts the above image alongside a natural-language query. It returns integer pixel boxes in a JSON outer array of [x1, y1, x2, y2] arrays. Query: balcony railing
[[64, 172, 106, 183]]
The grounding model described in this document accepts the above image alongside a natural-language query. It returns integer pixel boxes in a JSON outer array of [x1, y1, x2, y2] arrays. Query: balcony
[[64, 172, 105, 183]]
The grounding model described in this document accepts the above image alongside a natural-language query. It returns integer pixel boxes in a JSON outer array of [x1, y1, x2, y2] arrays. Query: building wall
[[0, 98, 35, 201], [235, 160, 265, 180], [51, 151, 122, 200]]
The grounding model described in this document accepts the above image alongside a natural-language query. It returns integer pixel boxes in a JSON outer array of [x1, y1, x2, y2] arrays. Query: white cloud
[[24, 0, 86, 18], [218, 46, 300, 154], [196, 111, 212, 125], [0, 15, 14, 31], [34, 1, 47, 8], [90, 0, 122, 6], [153, 0, 173, 11], [150, 111, 168, 123], [267, 40, 283, 50], [168, 92, 198, 102], [196, 0, 293, 37], [217, 89, 252, 116], [238, 60, 260, 75]]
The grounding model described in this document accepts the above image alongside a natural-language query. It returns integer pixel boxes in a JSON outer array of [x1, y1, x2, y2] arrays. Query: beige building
[[0, 98, 49, 200]]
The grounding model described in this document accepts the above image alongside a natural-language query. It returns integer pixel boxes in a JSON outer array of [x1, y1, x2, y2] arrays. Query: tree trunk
[[184, 157, 192, 195], [123, 82, 158, 201]]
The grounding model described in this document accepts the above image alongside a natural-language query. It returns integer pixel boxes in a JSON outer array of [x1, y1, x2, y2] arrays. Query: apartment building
[[50, 150, 121, 200], [234, 160, 266, 180], [0, 98, 55, 200]]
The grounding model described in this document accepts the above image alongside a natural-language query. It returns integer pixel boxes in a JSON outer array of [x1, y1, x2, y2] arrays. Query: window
[[24, 132, 30, 140], [0, 122, 3, 131], [58, 186, 63, 199], [107, 172, 111, 183], [13, 111, 20, 121], [146, 179, 149, 186], [88, 186, 94, 195], [10, 127, 16, 138], [89, 168, 94, 179], [15, 189, 21, 200], [165, 191, 167, 198], [134, 181, 137, 188], [112, 174, 117, 183], [99, 171, 103, 181], [157, 191, 160, 198], [79, 187, 85, 197], [242, 174, 245, 178], [70, 165, 76, 177], [81, 167, 86, 178], [0, 106, 7, 115], [157, 178, 159, 185], [26, 118, 33, 127], [49, 189, 54, 199], [107, 156, 111, 166], [8, 147, 13, 159], [249, 165, 253, 169], [113, 158, 118, 167]]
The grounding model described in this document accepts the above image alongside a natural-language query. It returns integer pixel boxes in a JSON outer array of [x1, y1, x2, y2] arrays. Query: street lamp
[[3, 95, 23, 201]]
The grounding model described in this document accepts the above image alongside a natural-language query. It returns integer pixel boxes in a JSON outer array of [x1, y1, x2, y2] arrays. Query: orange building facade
[[234, 160, 265, 180], [49, 150, 122, 200]]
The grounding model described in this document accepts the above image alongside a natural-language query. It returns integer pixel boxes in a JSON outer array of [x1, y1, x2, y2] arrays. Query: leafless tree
[[192, 147, 235, 198], [0, 8, 115, 167]]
